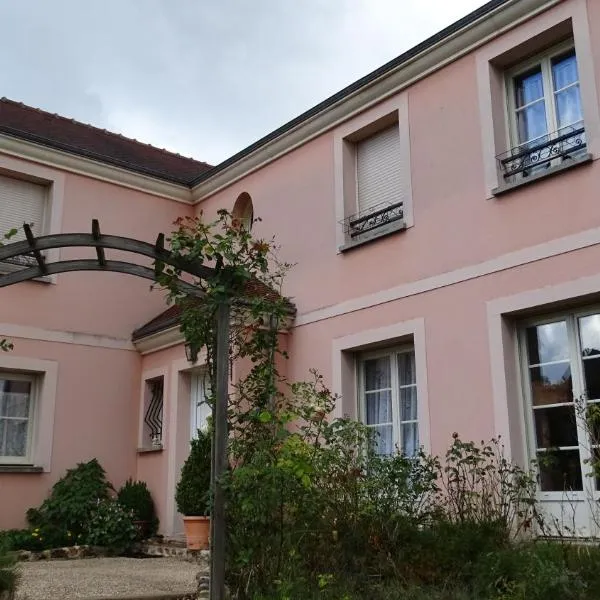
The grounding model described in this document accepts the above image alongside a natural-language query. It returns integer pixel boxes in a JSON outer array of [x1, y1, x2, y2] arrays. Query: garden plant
[[158, 209, 600, 599]]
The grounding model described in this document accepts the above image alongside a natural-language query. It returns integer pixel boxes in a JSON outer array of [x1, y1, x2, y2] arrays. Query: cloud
[[0, 0, 487, 164]]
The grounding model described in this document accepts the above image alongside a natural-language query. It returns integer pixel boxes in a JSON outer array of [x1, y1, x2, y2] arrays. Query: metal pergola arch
[[0, 219, 228, 600]]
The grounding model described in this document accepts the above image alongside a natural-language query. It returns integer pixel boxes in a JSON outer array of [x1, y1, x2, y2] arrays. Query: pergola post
[[210, 300, 230, 600]]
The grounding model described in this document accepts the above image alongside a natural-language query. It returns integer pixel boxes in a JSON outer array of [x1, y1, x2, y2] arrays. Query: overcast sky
[[0, 1, 487, 165]]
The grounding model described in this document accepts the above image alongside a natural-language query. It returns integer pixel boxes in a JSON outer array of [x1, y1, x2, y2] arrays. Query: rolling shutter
[[356, 125, 401, 215], [0, 174, 46, 241]]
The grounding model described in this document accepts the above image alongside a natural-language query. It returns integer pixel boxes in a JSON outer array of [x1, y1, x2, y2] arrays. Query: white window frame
[[190, 369, 211, 439], [505, 39, 581, 152], [518, 305, 600, 503], [357, 344, 419, 456], [141, 376, 164, 449], [333, 93, 413, 252], [0, 371, 38, 465]]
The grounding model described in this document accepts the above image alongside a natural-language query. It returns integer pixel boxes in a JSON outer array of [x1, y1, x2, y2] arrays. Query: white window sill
[[339, 220, 406, 253], [0, 261, 55, 284], [137, 446, 163, 454], [492, 153, 593, 197], [0, 464, 44, 473]]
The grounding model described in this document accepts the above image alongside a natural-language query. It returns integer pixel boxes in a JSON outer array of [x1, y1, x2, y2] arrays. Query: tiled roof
[[132, 281, 296, 341], [0, 98, 212, 184]]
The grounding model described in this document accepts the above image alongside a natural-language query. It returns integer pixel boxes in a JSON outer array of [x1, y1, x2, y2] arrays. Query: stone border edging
[[17, 545, 112, 561]]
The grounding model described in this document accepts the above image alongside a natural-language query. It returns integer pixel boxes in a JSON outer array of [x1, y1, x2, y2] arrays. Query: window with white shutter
[[0, 174, 46, 241], [0, 174, 47, 268], [340, 124, 406, 245], [356, 125, 401, 214]]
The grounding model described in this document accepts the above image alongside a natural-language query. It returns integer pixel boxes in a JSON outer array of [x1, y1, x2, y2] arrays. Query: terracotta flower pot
[[183, 515, 210, 550]]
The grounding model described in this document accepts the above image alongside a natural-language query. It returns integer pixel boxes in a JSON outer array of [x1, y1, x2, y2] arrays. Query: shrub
[[175, 428, 211, 516], [0, 540, 18, 596], [27, 458, 112, 538], [84, 500, 137, 552], [117, 479, 158, 538], [0, 526, 73, 552]]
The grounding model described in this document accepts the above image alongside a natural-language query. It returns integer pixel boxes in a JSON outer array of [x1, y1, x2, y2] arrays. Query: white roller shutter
[[356, 125, 401, 215], [0, 174, 46, 241]]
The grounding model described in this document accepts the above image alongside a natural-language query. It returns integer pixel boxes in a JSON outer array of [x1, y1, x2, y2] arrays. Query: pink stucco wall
[[0, 157, 192, 529], [4, 0, 600, 535], [192, 0, 600, 457]]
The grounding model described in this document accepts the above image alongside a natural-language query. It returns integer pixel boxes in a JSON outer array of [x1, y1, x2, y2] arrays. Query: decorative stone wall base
[[17, 545, 112, 561]]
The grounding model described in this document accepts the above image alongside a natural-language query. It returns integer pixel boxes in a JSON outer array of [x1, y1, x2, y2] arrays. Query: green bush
[[175, 428, 211, 516], [84, 500, 137, 552], [27, 458, 112, 538], [117, 479, 158, 538], [0, 540, 18, 595], [0, 526, 74, 552]]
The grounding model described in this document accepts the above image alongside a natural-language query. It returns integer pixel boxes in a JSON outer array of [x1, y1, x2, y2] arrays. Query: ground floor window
[[0, 373, 35, 463], [358, 347, 419, 456], [142, 376, 164, 449], [191, 370, 211, 438], [521, 309, 600, 492]]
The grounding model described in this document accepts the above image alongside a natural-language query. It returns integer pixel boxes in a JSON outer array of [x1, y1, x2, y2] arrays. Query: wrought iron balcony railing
[[1, 253, 37, 268], [497, 125, 586, 184], [341, 201, 404, 239]]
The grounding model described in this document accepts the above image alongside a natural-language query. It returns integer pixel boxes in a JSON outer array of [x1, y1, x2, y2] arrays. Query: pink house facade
[[2, 0, 600, 537]]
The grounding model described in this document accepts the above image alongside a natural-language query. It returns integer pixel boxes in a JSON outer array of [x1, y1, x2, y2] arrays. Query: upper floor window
[[0, 173, 47, 268], [498, 42, 586, 184], [232, 192, 254, 232], [342, 125, 405, 245], [358, 346, 419, 457]]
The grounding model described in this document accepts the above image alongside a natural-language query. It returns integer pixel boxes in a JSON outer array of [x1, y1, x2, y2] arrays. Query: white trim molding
[[331, 318, 430, 452], [333, 93, 412, 251], [476, 0, 599, 196], [296, 224, 600, 327], [133, 326, 184, 355], [192, 0, 561, 202], [0, 354, 58, 472], [138, 367, 168, 450], [0, 322, 135, 351], [0, 135, 192, 205], [487, 271, 600, 462], [0, 154, 66, 284]]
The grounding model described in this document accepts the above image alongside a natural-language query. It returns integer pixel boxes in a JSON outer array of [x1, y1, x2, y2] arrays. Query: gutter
[[190, 0, 559, 201]]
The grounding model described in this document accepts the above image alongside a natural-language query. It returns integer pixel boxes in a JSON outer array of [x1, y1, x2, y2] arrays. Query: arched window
[[232, 192, 254, 231]]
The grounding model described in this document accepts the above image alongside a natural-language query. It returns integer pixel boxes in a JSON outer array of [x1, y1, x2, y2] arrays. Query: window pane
[[365, 390, 392, 425], [515, 68, 544, 106], [400, 386, 417, 421], [364, 356, 391, 391], [534, 405, 578, 448], [579, 315, 600, 356], [552, 52, 579, 90], [526, 322, 569, 364], [0, 418, 28, 457], [0, 380, 31, 418], [582, 358, 600, 402], [371, 424, 394, 456], [555, 85, 583, 129], [538, 449, 583, 491], [529, 363, 572, 406], [516, 102, 548, 144], [401, 422, 419, 457], [397, 352, 415, 386], [3, 393, 30, 418]]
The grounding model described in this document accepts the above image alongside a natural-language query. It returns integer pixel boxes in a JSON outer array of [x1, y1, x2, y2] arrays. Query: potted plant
[[175, 428, 212, 550], [117, 479, 159, 540]]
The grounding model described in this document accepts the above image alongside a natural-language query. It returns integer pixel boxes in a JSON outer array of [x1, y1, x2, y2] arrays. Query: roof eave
[[190, 0, 559, 201]]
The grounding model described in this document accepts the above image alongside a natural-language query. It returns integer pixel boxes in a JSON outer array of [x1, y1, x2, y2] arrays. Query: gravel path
[[16, 557, 198, 600]]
